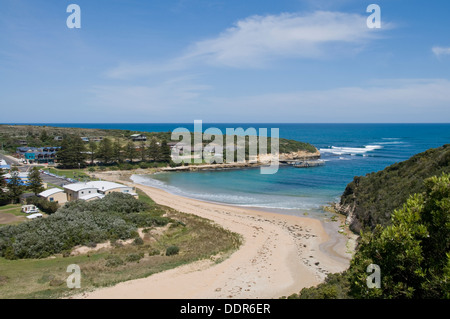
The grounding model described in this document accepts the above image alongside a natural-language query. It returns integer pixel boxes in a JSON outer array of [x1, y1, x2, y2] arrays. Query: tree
[[28, 167, 44, 195], [97, 138, 114, 165], [0, 168, 8, 205], [139, 141, 147, 162], [57, 135, 87, 168], [159, 140, 172, 163], [0, 168, 5, 188], [113, 139, 123, 164], [147, 138, 160, 162], [125, 141, 137, 164], [349, 173, 450, 299], [7, 167, 24, 204], [40, 130, 49, 143], [87, 141, 97, 165]]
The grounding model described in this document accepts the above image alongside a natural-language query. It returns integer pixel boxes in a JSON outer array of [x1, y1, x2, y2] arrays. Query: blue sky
[[1, 0, 450, 123]]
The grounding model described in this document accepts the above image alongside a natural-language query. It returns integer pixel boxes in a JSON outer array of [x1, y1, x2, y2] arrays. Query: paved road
[[0, 153, 21, 166], [0, 153, 70, 187], [40, 172, 69, 188]]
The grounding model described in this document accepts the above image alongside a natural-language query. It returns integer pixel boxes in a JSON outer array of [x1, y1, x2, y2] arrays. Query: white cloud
[[106, 10, 388, 78], [432, 46, 450, 57], [183, 11, 385, 68]]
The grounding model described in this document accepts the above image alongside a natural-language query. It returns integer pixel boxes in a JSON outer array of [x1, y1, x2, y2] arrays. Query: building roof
[[39, 188, 64, 198], [63, 181, 129, 193], [63, 183, 98, 192], [79, 193, 105, 201], [85, 181, 129, 192]]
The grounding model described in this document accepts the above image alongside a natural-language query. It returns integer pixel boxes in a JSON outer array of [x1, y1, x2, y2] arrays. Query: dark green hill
[[336, 144, 450, 233]]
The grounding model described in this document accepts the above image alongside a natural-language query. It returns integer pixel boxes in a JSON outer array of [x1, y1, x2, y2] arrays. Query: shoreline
[[75, 171, 355, 299]]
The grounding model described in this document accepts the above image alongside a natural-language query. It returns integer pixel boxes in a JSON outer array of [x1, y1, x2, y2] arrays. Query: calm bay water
[[28, 123, 450, 217]]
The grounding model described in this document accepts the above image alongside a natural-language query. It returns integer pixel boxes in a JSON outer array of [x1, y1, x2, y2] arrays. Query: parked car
[[27, 213, 43, 219], [21, 205, 40, 214]]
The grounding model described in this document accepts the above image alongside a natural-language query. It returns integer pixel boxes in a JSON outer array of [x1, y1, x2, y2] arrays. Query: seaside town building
[[16, 147, 60, 164]]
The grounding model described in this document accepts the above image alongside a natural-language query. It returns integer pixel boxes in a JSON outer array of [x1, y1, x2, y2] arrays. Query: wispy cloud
[[432, 46, 450, 57], [106, 10, 388, 78], [184, 11, 383, 68]]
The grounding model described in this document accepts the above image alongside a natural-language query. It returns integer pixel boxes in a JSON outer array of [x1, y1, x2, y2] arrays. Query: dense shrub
[[125, 252, 144, 263], [165, 245, 179, 256], [337, 144, 450, 233], [105, 255, 124, 267], [149, 249, 160, 256], [0, 192, 168, 259], [296, 173, 450, 299], [26, 196, 59, 214]]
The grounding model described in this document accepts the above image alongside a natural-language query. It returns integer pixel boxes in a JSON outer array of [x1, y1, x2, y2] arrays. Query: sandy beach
[[75, 171, 353, 299]]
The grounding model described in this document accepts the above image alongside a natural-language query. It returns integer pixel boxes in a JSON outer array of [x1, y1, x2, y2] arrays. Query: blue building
[[16, 147, 60, 164]]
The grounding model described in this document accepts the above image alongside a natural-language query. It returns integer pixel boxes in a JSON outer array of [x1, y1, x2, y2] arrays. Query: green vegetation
[[292, 173, 450, 299], [0, 191, 241, 299], [57, 135, 87, 169], [0, 124, 317, 170], [46, 167, 90, 180], [25, 196, 59, 215], [28, 167, 44, 195], [0, 169, 8, 206], [5, 168, 24, 204], [337, 144, 450, 233], [165, 245, 180, 256], [0, 193, 166, 259]]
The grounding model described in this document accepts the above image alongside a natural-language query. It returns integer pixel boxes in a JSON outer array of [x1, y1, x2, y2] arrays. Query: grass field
[[0, 204, 24, 216], [46, 168, 90, 180], [0, 194, 241, 299]]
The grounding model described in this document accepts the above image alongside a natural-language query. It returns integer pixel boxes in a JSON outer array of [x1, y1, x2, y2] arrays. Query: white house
[[63, 181, 137, 202], [63, 183, 99, 201], [39, 188, 68, 204], [130, 134, 147, 142], [79, 193, 105, 201]]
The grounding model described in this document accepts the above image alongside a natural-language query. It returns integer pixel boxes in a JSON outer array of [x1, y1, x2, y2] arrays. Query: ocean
[[29, 123, 450, 218]]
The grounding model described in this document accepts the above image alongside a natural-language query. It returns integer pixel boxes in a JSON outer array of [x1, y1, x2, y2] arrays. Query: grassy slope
[[338, 144, 450, 233], [0, 124, 317, 154], [0, 191, 241, 299]]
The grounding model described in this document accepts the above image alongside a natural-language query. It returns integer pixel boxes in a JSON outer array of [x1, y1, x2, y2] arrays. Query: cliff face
[[335, 144, 450, 234], [279, 149, 321, 160]]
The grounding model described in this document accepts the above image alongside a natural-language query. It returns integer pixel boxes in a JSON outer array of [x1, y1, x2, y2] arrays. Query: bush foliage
[[338, 144, 450, 233], [0, 192, 170, 259], [296, 173, 450, 299]]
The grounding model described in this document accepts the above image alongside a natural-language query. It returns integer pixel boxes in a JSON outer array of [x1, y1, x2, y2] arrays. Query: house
[[54, 136, 63, 141], [79, 193, 105, 201], [130, 134, 147, 142], [38, 188, 68, 204], [81, 137, 90, 142], [63, 183, 99, 201], [91, 137, 104, 142], [63, 181, 137, 202], [4, 172, 30, 185], [16, 147, 60, 164], [84, 181, 137, 197], [0, 159, 10, 171]]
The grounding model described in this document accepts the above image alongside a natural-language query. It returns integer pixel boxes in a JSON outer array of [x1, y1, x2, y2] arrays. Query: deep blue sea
[[25, 123, 450, 218]]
